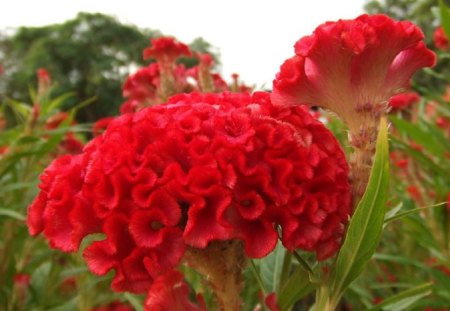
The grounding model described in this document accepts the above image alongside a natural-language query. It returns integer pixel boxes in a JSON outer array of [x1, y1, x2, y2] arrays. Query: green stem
[[314, 285, 340, 311]]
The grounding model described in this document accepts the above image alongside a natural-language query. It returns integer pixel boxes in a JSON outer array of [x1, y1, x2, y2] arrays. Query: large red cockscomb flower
[[27, 92, 351, 297], [272, 14, 436, 132], [434, 26, 449, 50]]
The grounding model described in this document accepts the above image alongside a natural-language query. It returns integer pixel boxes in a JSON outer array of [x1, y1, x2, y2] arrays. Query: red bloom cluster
[[143, 37, 191, 62], [434, 26, 449, 50], [388, 92, 420, 110], [121, 36, 252, 114], [272, 14, 436, 131], [27, 92, 351, 299]]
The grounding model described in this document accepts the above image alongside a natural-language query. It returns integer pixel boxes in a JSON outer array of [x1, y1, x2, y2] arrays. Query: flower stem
[[314, 285, 340, 311], [348, 116, 380, 205], [184, 240, 245, 311]]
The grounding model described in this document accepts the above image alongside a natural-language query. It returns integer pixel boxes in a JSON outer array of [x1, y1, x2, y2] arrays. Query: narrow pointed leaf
[[439, 0, 450, 37], [330, 117, 390, 297], [278, 266, 317, 311], [368, 282, 433, 311]]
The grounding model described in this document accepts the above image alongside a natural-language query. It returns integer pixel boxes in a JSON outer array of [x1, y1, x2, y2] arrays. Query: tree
[[0, 13, 219, 123]]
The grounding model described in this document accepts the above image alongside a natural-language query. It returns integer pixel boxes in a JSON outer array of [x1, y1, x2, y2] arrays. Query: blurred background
[[0, 0, 447, 122]]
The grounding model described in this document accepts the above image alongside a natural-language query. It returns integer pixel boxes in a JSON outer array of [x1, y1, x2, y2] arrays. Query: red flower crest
[[272, 14, 436, 131], [27, 92, 351, 298]]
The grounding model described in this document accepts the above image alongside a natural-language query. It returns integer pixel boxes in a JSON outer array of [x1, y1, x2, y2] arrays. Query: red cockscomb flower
[[144, 270, 207, 311], [143, 37, 191, 62], [27, 92, 351, 299], [37, 68, 51, 96], [93, 117, 115, 137], [434, 26, 449, 50], [122, 63, 160, 104], [388, 92, 421, 110], [272, 14, 436, 132]]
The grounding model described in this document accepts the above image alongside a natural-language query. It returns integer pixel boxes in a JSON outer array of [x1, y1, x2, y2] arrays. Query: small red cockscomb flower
[[272, 14, 436, 132], [27, 92, 351, 301], [37, 68, 51, 96], [122, 63, 160, 104], [13, 274, 31, 287], [388, 92, 421, 110], [92, 116, 115, 137], [143, 37, 191, 62], [144, 270, 207, 311], [434, 26, 449, 50]]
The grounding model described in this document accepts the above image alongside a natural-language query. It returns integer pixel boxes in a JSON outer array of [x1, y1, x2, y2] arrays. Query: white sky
[[0, 0, 364, 89]]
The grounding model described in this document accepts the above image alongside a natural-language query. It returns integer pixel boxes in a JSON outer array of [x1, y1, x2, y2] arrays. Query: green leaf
[[367, 282, 433, 311], [123, 293, 144, 311], [277, 266, 317, 311], [330, 117, 390, 299], [384, 202, 446, 224], [439, 0, 450, 38], [45, 299, 78, 311], [258, 241, 286, 293], [0, 208, 26, 221], [42, 92, 75, 115], [389, 116, 448, 158], [30, 261, 52, 304]]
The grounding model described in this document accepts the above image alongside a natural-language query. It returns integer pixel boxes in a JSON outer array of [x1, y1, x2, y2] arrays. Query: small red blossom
[[93, 117, 115, 137], [122, 63, 160, 105], [144, 270, 206, 311], [37, 68, 51, 95], [143, 37, 191, 62], [0, 145, 9, 155], [27, 92, 351, 298], [388, 92, 420, 110], [434, 26, 449, 50], [264, 293, 281, 311], [37, 68, 50, 82], [409, 140, 423, 151], [395, 159, 408, 169], [61, 133, 84, 154], [13, 274, 31, 287], [373, 297, 384, 305], [407, 185, 423, 204], [45, 112, 71, 130], [272, 14, 436, 132], [436, 116, 450, 129]]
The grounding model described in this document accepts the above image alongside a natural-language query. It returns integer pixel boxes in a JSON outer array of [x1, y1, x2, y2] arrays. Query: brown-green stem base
[[184, 240, 246, 311]]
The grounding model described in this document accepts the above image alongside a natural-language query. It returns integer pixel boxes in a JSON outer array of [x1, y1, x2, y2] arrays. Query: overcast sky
[[0, 0, 364, 88]]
